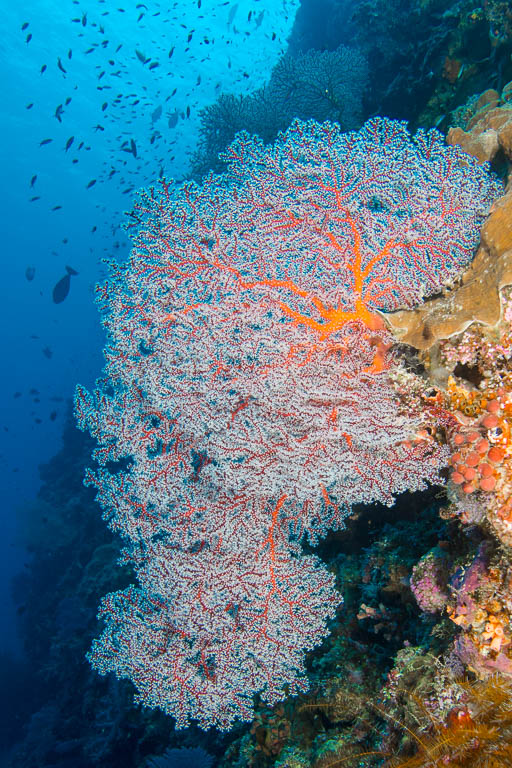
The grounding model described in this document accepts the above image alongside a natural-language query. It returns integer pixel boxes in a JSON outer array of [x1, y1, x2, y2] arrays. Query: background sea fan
[[191, 45, 368, 177], [145, 746, 214, 768]]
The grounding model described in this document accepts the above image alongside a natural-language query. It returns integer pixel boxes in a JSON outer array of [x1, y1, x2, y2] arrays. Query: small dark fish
[[148, 61, 159, 70], [91, 225, 97, 233], [187, 31, 193, 42], [52, 265, 78, 304], [86, 178, 97, 189], [52, 205, 62, 211], [68, 48, 72, 59], [30, 174, 37, 187], [21, 22, 29, 30], [65, 136, 74, 151], [168, 111, 179, 128], [26, 102, 34, 109], [272, 31, 276, 40], [40, 138, 53, 145], [57, 57, 67, 74], [29, 388, 39, 395], [40, 64, 47, 74], [82, 12, 87, 26], [137, 12, 144, 21], [116, 43, 122, 52], [42, 346, 53, 359], [168, 45, 175, 58], [228, 3, 238, 24], [29, 196, 40, 202], [130, 138, 137, 157], [55, 104, 64, 122], [49, 410, 57, 421], [25, 266, 36, 281], [85, 48, 95, 54], [135, 49, 146, 63], [26, 33, 32, 44], [65, 96, 72, 105], [13, 392, 22, 398], [101, 101, 108, 111], [186, 105, 190, 118]]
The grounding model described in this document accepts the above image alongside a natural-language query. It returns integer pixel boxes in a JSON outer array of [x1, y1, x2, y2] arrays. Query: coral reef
[[439, 287, 512, 548], [444, 543, 512, 678], [12, 10, 512, 768]]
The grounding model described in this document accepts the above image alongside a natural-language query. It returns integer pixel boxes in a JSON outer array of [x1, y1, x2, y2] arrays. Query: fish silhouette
[[52, 265, 78, 304], [151, 104, 162, 123]]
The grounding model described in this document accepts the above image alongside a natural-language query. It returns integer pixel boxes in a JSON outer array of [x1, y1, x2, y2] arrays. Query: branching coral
[[191, 46, 368, 177]]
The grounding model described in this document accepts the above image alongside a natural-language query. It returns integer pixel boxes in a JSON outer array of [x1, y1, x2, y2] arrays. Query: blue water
[[1, 6, 301, 766], [1, 0, 299, 655]]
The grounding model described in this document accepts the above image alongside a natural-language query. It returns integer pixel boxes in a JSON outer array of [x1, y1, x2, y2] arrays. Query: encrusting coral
[[385, 80, 512, 351]]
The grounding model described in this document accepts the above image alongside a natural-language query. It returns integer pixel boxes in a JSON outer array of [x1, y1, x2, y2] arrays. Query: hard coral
[[410, 549, 449, 614], [385, 82, 512, 351], [447, 81, 512, 165], [385, 200, 511, 351]]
